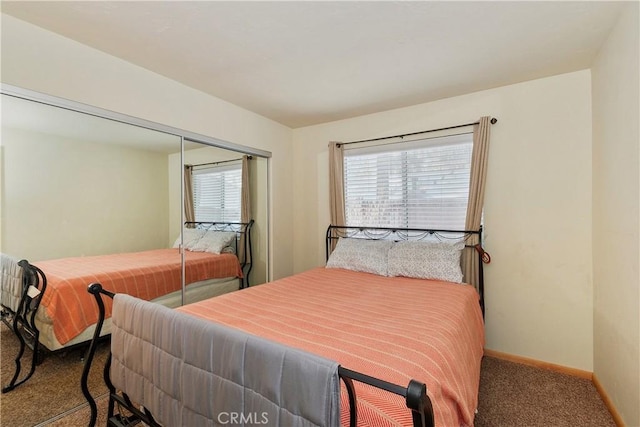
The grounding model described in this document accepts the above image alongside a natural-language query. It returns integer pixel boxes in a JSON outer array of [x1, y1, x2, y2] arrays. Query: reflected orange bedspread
[[179, 267, 484, 427], [37, 249, 242, 345]]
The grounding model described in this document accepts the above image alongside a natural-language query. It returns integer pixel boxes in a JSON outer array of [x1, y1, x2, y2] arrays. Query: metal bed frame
[[81, 283, 435, 427], [0, 260, 47, 393], [0, 221, 253, 393], [80, 224, 489, 426]]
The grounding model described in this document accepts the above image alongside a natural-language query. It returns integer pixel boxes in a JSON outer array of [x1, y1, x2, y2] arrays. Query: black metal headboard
[[184, 220, 254, 288], [325, 225, 486, 316]]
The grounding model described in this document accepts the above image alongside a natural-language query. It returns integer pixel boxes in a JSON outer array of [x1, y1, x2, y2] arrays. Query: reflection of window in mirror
[[192, 160, 243, 222]]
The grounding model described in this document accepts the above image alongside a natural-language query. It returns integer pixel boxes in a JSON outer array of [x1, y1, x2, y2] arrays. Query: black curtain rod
[[340, 117, 497, 146], [190, 155, 252, 168]]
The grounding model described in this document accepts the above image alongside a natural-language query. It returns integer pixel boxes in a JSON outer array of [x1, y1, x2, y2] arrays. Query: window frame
[[342, 132, 473, 230]]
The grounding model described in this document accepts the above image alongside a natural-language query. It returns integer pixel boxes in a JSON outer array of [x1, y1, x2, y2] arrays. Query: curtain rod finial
[[490, 118, 497, 124]]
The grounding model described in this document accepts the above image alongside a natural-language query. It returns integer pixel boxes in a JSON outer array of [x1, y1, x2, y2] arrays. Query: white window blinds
[[192, 163, 242, 222], [343, 133, 473, 230]]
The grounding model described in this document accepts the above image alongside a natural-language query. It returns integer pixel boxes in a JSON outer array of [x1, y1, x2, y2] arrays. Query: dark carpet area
[[1, 321, 615, 426]]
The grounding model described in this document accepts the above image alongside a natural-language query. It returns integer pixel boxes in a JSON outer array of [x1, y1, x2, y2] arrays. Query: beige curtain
[[329, 142, 345, 226], [184, 164, 195, 226], [462, 116, 492, 290], [328, 142, 345, 252], [239, 155, 251, 262]]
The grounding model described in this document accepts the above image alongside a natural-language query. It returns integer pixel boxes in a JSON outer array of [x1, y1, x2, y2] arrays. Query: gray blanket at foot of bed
[[1, 253, 23, 313], [110, 294, 341, 427]]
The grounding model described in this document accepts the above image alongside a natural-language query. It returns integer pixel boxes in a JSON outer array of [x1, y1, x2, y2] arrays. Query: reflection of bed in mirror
[[1, 92, 269, 294], [2, 221, 252, 350]]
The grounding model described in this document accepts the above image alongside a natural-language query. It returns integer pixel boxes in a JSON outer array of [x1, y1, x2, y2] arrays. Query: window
[[343, 133, 472, 230], [192, 163, 242, 222]]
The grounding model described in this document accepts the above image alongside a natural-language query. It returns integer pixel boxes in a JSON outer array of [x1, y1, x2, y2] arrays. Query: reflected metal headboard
[[184, 220, 254, 288]]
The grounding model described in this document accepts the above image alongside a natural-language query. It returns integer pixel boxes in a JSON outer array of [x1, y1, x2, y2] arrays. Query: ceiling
[[1, 1, 625, 128]]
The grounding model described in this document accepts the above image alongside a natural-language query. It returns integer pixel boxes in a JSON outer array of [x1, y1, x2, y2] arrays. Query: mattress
[[179, 267, 485, 427]]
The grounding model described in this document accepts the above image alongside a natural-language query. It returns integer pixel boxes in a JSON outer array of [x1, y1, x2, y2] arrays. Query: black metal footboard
[[339, 367, 434, 427], [1, 260, 47, 393], [81, 283, 435, 427]]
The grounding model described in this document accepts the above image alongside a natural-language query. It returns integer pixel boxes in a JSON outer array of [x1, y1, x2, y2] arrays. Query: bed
[[0, 220, 253, 393], [82, 225, 487, 426]]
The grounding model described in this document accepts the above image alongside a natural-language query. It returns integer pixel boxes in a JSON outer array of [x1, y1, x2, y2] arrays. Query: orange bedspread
[[179, 267, 485, 427], [37, 249, 242, 345]]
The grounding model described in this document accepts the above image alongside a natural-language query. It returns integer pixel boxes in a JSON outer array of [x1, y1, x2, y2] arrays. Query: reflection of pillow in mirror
[[190, 231, 237, 254], [221, 245, 236, 254], [172, 228, 205, 250], [387, 240, 464, 283], [326, 238, 393, 276]]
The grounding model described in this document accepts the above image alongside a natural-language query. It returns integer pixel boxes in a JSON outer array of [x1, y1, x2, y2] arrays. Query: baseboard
[[592, 373, 625, 427], [483, 348, 592, 380]]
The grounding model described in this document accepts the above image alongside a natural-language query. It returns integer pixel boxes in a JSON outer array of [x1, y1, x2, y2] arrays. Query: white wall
[[292, 70, 594, 371], [591, 3, 640, 426], [0, 14, 294, 279], [1, 127, 170, 261]]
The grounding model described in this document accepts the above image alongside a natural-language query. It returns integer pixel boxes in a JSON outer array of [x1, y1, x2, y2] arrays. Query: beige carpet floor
[[475, 356, 616, 427], [1, 321, 616, 426]]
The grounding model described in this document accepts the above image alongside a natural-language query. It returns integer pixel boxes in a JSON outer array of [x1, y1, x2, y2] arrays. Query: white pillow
[[172, 228, 205, 250], [190, 231, 237, 254], [326, 238, 393, 276], [387, 240, 464, 283]]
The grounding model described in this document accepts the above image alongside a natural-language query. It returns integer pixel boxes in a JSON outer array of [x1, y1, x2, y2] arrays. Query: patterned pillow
[[326, 238, 393, 276], [190, 231, 237, 254], [387, 240, 465, 283], [172, 228, 206, 250]]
